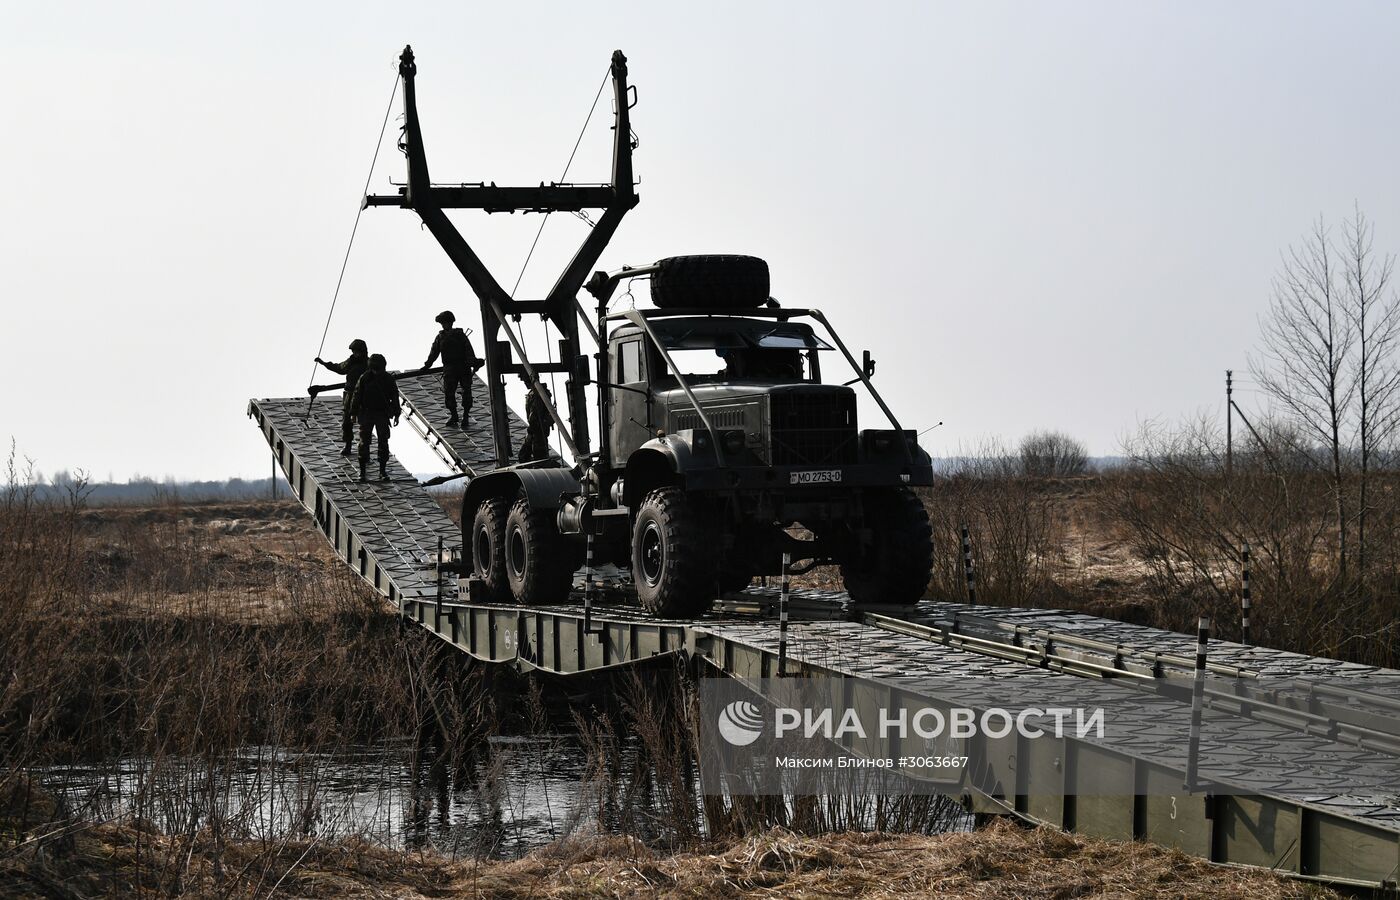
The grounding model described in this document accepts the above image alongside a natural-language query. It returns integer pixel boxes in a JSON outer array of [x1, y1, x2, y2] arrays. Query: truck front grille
[[674, 409, 746, 431], [769, 393, 858, 466]]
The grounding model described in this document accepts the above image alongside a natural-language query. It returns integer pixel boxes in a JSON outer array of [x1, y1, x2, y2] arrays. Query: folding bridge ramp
[[250, 372, 1400, 889]]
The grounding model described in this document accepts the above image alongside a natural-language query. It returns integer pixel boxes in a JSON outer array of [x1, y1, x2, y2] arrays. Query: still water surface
[[39, 734, 611, 859]]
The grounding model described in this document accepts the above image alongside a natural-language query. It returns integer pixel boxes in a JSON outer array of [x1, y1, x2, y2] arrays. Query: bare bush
[[1018, 430, 1089, 478], [1102, 417, 1400, 663], [925, 440, 1064, 606]]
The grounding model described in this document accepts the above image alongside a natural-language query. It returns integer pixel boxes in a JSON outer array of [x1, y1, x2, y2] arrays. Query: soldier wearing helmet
[[422, 310, 481, 428], [349, 353, 401, 483], [517, 374, 554, 463], [315, 338, 369, 456]]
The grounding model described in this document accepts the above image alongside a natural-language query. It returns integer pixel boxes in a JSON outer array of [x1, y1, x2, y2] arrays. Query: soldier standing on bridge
[[421, 310, 480, 429], [518, 375, 554, 463], [315, 339, 369, 457], [350, 353, 401, 483]]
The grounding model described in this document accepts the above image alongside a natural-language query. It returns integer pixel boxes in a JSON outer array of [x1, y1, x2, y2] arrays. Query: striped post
[[583, 530, 602, 634], [1185, 615, 1210, 792], [1240, 543, 1252, 646], [778, 551, 791, 677], [961, 525, 976, 604], [435, 535, 443, 626]]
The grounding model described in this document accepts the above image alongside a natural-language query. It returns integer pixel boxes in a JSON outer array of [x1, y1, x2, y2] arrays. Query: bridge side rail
[[689, 626, 1400, 889], [249, 398, 455, 609]]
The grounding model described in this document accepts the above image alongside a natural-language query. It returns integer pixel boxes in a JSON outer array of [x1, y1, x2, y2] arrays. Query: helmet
[[435, 310, 455, 325], [349, 339, 367, 354], [368, 353, 387, 371]]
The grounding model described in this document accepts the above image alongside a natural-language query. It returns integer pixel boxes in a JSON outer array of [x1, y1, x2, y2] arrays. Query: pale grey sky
[[4, 1, 1400, 480]]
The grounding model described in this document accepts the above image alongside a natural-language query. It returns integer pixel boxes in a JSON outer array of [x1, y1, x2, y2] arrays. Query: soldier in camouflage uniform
[[350, 354, 401, 483], [421, 310, 480, 428], [518, 375, 554, 463], [315, 339, 369, 456]]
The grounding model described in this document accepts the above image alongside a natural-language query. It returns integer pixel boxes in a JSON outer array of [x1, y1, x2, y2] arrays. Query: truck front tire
[[632, 487, 716, 617], [839, 488, 933, 606]]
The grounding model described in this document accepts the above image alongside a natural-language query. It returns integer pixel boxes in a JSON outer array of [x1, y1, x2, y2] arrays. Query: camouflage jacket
[[425, 327, 479, 370], [525, 384, 554, 432], [323, 351, 369, 391], [350, 370, 402, 419]]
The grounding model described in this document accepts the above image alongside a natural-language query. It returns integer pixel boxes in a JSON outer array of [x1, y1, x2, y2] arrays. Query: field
[[0, 485, 1354, 897]]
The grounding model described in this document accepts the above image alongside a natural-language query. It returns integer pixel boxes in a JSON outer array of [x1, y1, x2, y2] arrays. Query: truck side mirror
[[862, 350, 876, 379]]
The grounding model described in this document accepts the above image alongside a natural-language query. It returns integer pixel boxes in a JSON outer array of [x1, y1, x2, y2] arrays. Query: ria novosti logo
[[716, 699, 1106, 746], [717, 700, 765, 746]]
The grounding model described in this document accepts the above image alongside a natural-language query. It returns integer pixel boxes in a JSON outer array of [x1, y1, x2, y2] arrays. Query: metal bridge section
[[250, 394, 1400, 888], [395, 371, 546, 475], [249, 395, 460, 608]]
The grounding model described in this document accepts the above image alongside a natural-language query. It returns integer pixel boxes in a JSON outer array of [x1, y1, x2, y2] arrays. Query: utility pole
[[1226, 370, 1233, 481]]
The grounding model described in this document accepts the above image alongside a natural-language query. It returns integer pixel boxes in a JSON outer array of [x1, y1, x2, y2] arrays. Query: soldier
[[518, 375, 554, 463], [315, 339, 369, 456], [421, 310, 480, 428], [349, 353, 401, 483]]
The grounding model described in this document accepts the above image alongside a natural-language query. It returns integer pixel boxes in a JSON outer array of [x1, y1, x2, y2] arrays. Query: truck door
[[609, 337, 650, 466]]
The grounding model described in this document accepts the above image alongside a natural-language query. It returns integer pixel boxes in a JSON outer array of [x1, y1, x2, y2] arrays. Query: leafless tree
[[1018, 430, 1088, 478], [1253, 209, 1400, 592], [1253, 218, 1356, 583], [1339, 208, 1400, 587]]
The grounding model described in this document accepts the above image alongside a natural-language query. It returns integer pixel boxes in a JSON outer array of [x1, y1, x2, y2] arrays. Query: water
[[36, 734, 604, 860]]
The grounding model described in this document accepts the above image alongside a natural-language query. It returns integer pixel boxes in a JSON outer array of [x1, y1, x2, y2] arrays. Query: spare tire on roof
[[649, 254, 770, 309]]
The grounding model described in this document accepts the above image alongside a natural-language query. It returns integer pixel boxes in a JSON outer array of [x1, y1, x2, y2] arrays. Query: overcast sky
[[5, 1, 1400, 481]]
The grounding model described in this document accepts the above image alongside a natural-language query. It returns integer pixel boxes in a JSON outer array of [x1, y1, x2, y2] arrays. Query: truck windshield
[[650, 319, 832, 352], [647, 320, 829, 382]]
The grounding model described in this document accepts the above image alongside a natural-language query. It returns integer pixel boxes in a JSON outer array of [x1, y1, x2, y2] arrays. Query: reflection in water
[[38, 734, 604, 859]]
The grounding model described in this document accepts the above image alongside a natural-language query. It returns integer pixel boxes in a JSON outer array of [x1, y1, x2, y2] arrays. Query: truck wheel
[[504, 496, 575, 606], [839, 489, 933, 606], [649, 255, 770, 309], [470, 498, 511, 603], [632, 487, 716, 617]]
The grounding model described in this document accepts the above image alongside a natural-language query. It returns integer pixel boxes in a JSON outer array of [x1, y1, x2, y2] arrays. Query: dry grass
[[0, 818, 1336, 899]]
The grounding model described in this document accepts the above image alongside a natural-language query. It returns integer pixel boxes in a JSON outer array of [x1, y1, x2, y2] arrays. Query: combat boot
[[358, 462, 367, 484], [340, 442, 352, 457], [379, 465, 390, 482], [446, 412, 460, 428]]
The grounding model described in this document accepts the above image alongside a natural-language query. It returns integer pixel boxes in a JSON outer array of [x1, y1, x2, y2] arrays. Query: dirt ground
[[75, 500, 371, 622], [72, 490, 1155, 607]]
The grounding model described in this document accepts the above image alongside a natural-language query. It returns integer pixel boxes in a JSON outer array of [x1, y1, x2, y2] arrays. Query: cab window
[[617, 339, 644, 383]]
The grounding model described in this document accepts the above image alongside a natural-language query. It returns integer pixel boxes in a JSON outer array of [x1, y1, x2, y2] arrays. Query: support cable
[[306, 71, 401, 396], [504, 67, 610, 459]]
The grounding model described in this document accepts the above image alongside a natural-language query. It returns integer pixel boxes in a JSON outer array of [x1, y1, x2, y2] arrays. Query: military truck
[[367, 48, 933, 616]]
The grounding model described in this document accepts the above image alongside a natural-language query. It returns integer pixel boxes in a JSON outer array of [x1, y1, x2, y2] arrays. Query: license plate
[[790, 469, 842, 485]]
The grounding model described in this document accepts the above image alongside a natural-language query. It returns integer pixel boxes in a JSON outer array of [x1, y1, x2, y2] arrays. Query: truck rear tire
[[504, 496, 575, 606], [839, 488, 933, 606], [632, 487, 716, 617], [470, 498, 511, 603], [649, 255, 770, 309]]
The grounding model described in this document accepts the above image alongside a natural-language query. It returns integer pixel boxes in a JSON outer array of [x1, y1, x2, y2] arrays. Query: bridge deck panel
[[251, 397, 459, 602]]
